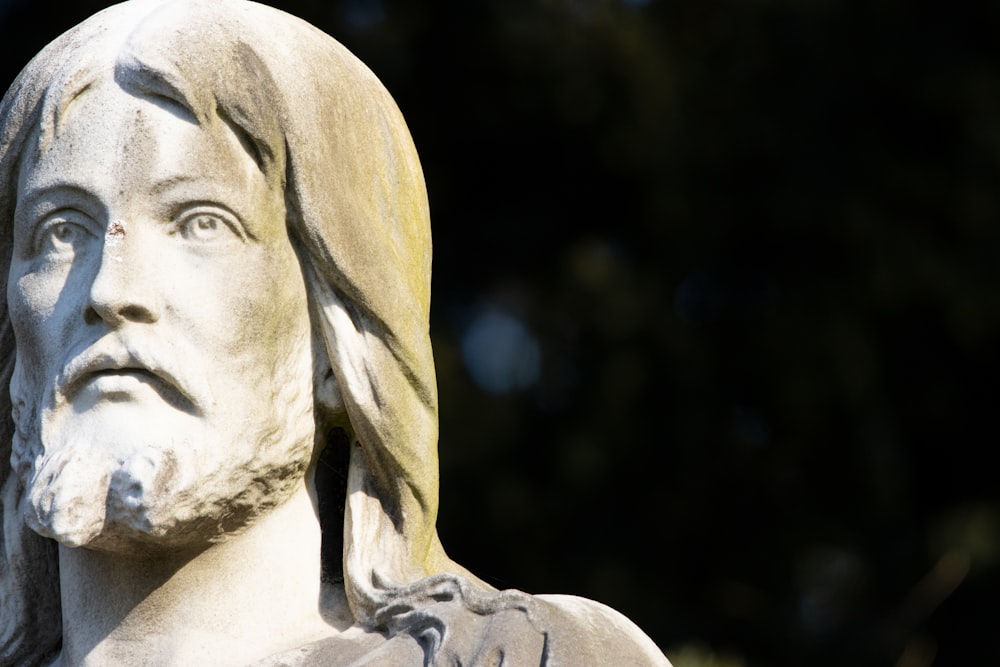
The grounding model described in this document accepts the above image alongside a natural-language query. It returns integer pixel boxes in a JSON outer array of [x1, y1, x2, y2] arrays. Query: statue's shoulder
[[254, 589, 670, 666], [420, 589, 671, 666], [533, 593, 671, 666]]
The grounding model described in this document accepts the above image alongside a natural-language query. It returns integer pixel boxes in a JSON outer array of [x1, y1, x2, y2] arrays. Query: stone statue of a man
[[0, 1, 670, 665]]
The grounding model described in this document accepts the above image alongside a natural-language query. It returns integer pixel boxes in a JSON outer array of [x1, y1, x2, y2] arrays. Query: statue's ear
[[312, 321, 345, 419], [315, 365, 344, 416], [310, 302, 346, 423]]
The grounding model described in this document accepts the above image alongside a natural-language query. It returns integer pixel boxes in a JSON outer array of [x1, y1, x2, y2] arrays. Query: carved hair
[[0, 1, 499, 664]]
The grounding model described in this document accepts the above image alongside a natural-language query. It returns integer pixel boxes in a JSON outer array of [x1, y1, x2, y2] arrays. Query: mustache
[[56, 336, 209, 414]]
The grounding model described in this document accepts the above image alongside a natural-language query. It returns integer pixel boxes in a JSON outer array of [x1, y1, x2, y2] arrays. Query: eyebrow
[[21, 176, 232, 211], [148, 175, 198, 197], [16, 182, 106, 218]]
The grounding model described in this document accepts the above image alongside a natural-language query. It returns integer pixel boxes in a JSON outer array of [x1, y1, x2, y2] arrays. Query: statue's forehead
[[19, 81, 256, 205]]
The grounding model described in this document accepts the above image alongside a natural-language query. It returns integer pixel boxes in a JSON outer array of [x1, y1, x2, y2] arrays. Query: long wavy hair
[[0, 1, 502, 664]]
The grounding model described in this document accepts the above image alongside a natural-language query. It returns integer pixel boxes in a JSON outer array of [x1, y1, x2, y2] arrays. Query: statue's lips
[[60, 351, 200, 413], [81, 368, 181, 402]]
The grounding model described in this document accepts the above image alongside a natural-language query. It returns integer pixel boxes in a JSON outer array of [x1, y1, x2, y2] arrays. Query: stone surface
[[0, 1, 671, 665]]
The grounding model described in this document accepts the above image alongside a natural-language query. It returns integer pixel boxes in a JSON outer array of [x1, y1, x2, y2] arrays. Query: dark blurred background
[[2, 1, 998, 665]]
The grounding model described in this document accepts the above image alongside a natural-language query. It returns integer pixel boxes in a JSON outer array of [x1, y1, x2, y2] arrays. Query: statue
[[0, 1, 670, 665]]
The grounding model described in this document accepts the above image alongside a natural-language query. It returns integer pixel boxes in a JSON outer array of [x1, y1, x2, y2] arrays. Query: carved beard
[[8, 347, 316, 554]]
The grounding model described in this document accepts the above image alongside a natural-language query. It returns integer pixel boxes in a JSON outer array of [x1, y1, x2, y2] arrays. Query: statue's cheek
[[8, 271, 65, 354]]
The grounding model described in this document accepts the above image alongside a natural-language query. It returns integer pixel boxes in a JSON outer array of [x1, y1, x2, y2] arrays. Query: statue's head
[[8, 61, 321, 553], [0, 0, 477, 661]]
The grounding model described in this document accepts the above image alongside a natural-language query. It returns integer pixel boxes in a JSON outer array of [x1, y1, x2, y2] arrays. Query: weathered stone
[[0, 2, 670, 664]]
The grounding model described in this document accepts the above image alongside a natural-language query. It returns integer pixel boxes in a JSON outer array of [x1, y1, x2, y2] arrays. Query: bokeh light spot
[[462, 307, 542, 394]]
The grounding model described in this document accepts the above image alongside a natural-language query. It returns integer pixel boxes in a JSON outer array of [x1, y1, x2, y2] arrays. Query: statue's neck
[[56, 481, 349, 667]]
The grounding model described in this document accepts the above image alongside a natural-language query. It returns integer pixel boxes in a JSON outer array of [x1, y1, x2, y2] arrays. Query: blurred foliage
[[2, 0, 999, 665]]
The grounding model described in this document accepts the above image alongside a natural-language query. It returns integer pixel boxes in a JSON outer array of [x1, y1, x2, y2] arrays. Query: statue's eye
[[51, 222, 80, 244], [176, 209, 245, 244], [182, 214, 223, 241], [34, 213, 97, 258]]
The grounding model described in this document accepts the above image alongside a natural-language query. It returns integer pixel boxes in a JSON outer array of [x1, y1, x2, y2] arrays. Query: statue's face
[[6, 81, 317, 551]]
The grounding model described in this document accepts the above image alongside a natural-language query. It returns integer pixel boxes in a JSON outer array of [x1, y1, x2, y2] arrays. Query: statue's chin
[[26, 460, 276, 555], [21, 424, 312, 556], [24, 443, 210, 554]]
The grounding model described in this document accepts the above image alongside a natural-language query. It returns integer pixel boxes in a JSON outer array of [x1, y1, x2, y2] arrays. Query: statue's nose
[[84, 221, 160, 327]]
